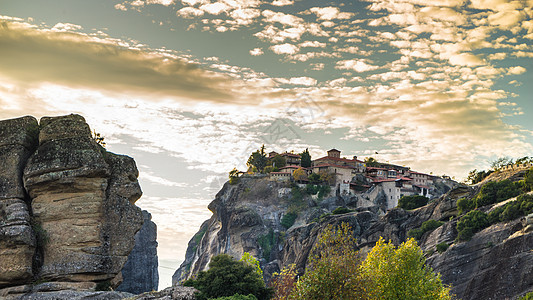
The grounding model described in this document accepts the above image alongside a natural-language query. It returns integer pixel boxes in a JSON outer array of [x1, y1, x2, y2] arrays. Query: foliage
[[281, 212, 298, 229], [520, 291, 533, 300], [293, 168, 307, 182], [488, 194, 533, 224], [240, 252, 263, 278], [332, 207, 353, 215], [318, 170, 335, 186], [212, 294, 258, 300], [269, 155, 287, 169], [290, 223, 367, 300], [317, 185, 331, 200], [92, 130, 106, 148], [474, 179, 522, 208], [247, 145, 268, 173], [524, 167, 533, 191], [398, 195, 429, 210], [307, 173, 321, 184], [31, 220, 49, 248], [407, 219, 444, 240], [300, 148, 312, 168], [305, 184, 320, 195], [490, 156, 513, 171], [95, 280, 112, 291], [456, 210, 489, 241], [229, 168, 240, 185], [257, 229, 276, 260], [183, 254, 272, 300], [271, 264, 298, 300], [364, 157, 380, 167], [360, 237, 452, 300], [457, 197, 475, 215], [465, 169, 493, 185], [436, 242, 449, 254]]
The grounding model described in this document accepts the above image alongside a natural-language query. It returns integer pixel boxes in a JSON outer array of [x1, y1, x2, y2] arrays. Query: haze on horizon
[[1, 0, 532, 289]]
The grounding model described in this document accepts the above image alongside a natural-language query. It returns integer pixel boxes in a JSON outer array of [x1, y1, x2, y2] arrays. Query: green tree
[[490, 156, 513, 171], [398, 195, 429, 210], [318, 170, 335, 186], [360, 237, 451, 300], [240, 252, 263, 278], [300, 148, 312, 168], [213, 294, 258, 300], [364, 157, 380, 167], [229, 168, 240, 185], [183, 254, 272, 300], [456, 210, 489, 241], [308, 173, 321, 184], [269, 155, 287, 169], [524, 167, 533, 191], [290, 223, 368, 300], [247, 145, 268, 173]]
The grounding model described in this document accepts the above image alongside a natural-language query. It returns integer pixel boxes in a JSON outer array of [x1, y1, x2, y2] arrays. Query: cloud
[[449, 53, 485, 66], [249, 48, 264, 56], [308, 7, 354, 20], [299, 40, 327, 48], [200, 2, 229, 15], [336, 59, 379, 72], [270, 43, 299, 55], [177, 7, 205, 18], [0, 21, 233, 101], [508, 66, 527, 75], [288, 76, 317, 86], [271, 0, 294, 6]]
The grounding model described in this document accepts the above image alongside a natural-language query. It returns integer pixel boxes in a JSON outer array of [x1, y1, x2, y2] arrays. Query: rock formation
[[0, 114, 148, 298], [117, 210, 159, 294], [176, 170, 533, 299]]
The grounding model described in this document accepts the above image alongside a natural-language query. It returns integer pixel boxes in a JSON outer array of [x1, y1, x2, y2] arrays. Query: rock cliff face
[[117, 210, 159, 294], [0, 114, 147, 297], [176, 171, 533, 299]]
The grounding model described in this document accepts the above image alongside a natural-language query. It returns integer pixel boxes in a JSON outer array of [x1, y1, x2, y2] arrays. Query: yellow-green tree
[[360, 237, 451, 300], [293, 168, 307, 182], [289, 223, 368, 300], [240, 252, 263, 277], [271, 264, 298, 300]]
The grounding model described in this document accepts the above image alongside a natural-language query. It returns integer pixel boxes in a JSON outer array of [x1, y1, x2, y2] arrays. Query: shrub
[[457, 197, 475, 214], [281, 212, 298, 229], [407, 219, 443, 240], [456, 210, 489, 241], [212, 294, 257, 300], [257, 229, 276, 260], [520, 291, 533, 300], [524, 168, 533, 191], [183, 254, 272, 300], [475, 180, 522, 207], [436, 242, 449, 253], [398, 195, 429, 210], [360, 237, 451, 300], [332, 207, 353, 215], [317, 185, 331, 200], [305, 184, 319, 195], [488, 194, 533, 224], [271, 264, 297, 300]]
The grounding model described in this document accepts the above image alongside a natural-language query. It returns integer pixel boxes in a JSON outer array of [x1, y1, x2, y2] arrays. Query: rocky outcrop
[[0, 116, 38, 287], [0, 114, 148, 297], [117, 210, 159, 294], [178, 169, 533, 299]]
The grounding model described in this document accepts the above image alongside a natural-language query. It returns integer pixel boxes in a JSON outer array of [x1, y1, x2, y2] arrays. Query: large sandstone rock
[[0, 116, 38, 287], [117, 210, 159, 294], [20, 114, 144, 283]]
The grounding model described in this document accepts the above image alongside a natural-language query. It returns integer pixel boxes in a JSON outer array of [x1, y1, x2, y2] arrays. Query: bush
[[407, 219, 444, 240], [281, 212, 297, 229], [488, 194, 533, 224], [457, 197, 475, 214], [305, 184, 319, 195], [436, 242, 449, 253], [475, 180, 522, 207], [398, 195, 429, 210], [456, 210, 489, 241], [212, 294, 257, 300], [520, 291, 533, 300], [183, 254, 272, 300], [360, 237, 452, 299], [257, 229, 276, 260], [524, 167, 533, 191], [317, 185, 331, 200], [332, 207, 353, 215]]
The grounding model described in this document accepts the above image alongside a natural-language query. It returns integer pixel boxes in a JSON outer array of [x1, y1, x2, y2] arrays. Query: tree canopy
[[247, 145, 267, 173], [293, 168, 307, 182], [364, 157, 380, 167], [183, 254, 272, 300], [300, 148, 312, 168]]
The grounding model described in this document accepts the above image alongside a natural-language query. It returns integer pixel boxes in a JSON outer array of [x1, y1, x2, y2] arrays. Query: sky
[[1, 0, 532, 289]]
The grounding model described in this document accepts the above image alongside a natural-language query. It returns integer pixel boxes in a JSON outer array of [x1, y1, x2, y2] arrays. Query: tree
[[247, 145, 268, 173], [524, 167, 533, 191], [300, 148, 312, 168], [490, 156, 513, 171], [360, 237, 451, 300], [271, 264, 298, 300], [240, 252, 263, 278], [229, 168, 240, 185], [398, 195, 429, 210], [308, 173, 321, 184], [269, 155, 287, 169], [293, 168, 307, 182], [364, 157, 380, 167], [318, 170, 335, 186], [183, 254, 272, 300], [92, 130, 106, 148], [289, 223, 368, 300]]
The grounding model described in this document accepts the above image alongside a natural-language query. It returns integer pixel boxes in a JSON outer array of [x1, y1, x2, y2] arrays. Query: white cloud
[[288, 76, 317, 86], [200, 2, 229, 15], [271, 0, 294, 6], [51, 23, 83, 32], [262, 10, 304, 26], [449, 53, 484, 66], [176, 7, 205, 18], [249, 48, 264, 56], [309, 6, 354, 20], [336, 59, 379, 72], [508, 66, 527, 75], [270, 43, 299, 55], [299, 40, 327, 48]]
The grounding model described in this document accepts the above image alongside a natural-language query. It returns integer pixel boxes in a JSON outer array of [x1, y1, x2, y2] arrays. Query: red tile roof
[[313, 163, 355, 169], [314, 156, 364, 163]]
